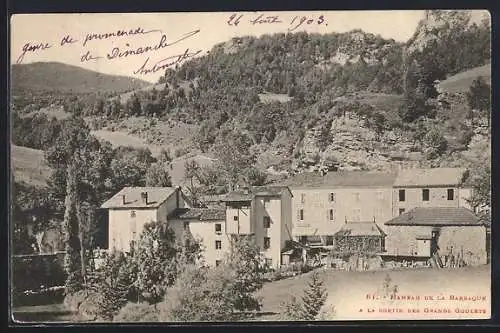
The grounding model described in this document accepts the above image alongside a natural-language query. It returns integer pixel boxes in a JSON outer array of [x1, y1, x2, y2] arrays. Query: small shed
[[334, 221, 387, 254]]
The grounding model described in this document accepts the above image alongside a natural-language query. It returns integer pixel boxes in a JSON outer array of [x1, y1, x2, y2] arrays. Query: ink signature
[[133, 48, 203, 75]]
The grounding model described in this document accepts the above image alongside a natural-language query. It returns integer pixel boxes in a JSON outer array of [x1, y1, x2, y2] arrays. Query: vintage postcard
[[10, 10, 491, 323]]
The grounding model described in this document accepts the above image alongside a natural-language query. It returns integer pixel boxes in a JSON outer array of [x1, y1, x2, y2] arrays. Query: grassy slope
[[439, 63, 491, 93], [11, 62, 150, 94], [257, 265, 490, 321], [11, 145, 51, 187]]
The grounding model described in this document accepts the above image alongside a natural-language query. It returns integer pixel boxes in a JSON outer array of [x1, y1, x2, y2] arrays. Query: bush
[[64, 289, 90, 312], [113, 302, 159, 322]]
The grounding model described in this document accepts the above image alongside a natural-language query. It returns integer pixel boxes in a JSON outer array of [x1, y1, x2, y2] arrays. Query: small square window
[[215, 260, 221, 267], [328, 209, 334, 221], [215, 240, 222, 250], [233, 215, 239, 221], [264, 237, 271, 249], [130, 210, 136, 218], [298, 209, 304, 221], [399, 208, 405, 215], [215, 223, 222, 233], [422, 189, 430, 201], [399, 190, 405, 202], [329, 193, 336, 202], [447, 189, 454, 201], [263, 216, 271, 228], [265, 258, 273, 267], [326, 236, 334, 246]]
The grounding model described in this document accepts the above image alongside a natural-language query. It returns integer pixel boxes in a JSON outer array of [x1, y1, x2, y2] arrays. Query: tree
[[145, 162, 172, 187], [300, 271, 328, 320], [466, 164, 491, 220], [184, 160, 202, 207], [159, 265, 236, 322], [245, 167, 267, 186], [90, 250, 136, 320], [134, 221, 177, 304], [213, 132, 256, 191], [63, 160, 83, 294], [466, 76, 491, 125], [280, 271, 328, 320], [174, 230, 203, 275], [424, 128, 448, 159], [225, 235, 264, 312]]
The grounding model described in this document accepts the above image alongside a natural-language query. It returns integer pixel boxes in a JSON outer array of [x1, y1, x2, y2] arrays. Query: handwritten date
[[227, 13, 327, 31]]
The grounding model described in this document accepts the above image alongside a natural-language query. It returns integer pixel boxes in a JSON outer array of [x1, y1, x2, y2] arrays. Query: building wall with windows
[[169, 216, 229, 268], [290, 187, 393, 242], [392, 187, 470, 217]]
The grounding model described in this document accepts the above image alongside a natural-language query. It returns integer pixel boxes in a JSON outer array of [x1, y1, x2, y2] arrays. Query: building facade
[[280, 171, 396, 247], [100, 187, 188, 252], [392, 168, 472, 217], [168, 207, 228, 267], [384, 207, 487, 266], [221, 186, 293, 269]]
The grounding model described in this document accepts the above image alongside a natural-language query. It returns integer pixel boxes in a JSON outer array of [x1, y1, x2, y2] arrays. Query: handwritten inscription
[[227, 12, 327, 31], [106, 30, 200, 60], [133, 48, 203, 75], [16, 42, 52, 64], [82, 27, 162, 47], [16, 26, 201, 76]]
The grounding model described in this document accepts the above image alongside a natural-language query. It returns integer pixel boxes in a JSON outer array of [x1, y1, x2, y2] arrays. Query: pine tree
[[63, 160, 83, 294], [300, 271, 328, 320]]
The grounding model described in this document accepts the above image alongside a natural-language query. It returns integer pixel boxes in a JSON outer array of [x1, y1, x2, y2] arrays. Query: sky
[[9, 11, 480, 83]]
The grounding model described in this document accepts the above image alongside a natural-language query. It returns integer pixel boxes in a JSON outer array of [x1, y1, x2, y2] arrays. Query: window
[[183, 221, 189, 230], [326, 236, 334, 246], [329, 193, 336, 202], [299, 236, 307, 244], [215, 223, 222, 234], [399, 208, 405, 215], [264, 237, 271, 249], [264, 198, 270, 207], [265, 258, 273, 267], [233, 215, 239, 221], [301, 193, 306, 203], [263, 216, 271, 228], [130, 210, 136, 218], [399, 189, 405, 202], [298, 209, 304, 221], [215, 240, 222, 250], [422, 189, 430, 201], [328, 209, 334, 221], [447, 189, 454, 201], [215, 260, 221, 267]]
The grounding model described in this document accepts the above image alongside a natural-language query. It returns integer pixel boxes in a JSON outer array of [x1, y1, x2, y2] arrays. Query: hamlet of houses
[[99, 167, 489, 270]]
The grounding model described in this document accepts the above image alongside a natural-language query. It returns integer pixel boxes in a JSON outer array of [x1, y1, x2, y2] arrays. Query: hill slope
[[11, 145, 51, 187], [11, 62, 150, 94], [438, 63, 491, 93]]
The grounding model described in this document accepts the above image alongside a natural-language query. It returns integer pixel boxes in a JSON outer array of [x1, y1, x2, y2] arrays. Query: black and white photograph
[[9, 10, 491, 322]]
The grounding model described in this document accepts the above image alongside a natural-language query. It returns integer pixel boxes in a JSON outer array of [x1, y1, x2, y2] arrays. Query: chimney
[[122, 195, 126, 205], [141, 192, 148, 205]]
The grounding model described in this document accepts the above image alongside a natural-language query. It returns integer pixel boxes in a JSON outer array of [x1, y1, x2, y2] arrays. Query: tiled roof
[[169, 207, 226, 221], [393, 168, 468, 187], [101, 187, 177, 209], [334, 221, 387, 237], [278, 171, 397, 188], [385, 207, 481, 226], [221, 186, 291, 201]]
